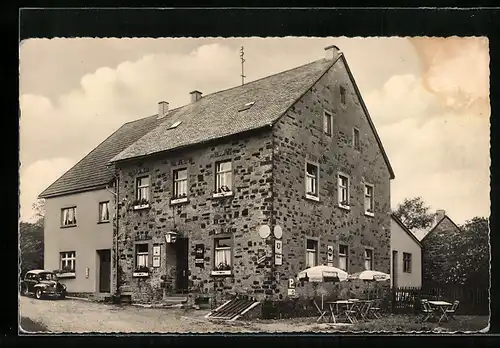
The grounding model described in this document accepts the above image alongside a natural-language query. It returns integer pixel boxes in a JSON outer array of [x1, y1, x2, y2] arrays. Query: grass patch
[[20, 317, 48, 333]]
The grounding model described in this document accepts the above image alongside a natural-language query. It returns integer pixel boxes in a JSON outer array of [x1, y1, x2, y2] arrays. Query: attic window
[[238, 101, 255, 112], [168, 121, 182, 129]]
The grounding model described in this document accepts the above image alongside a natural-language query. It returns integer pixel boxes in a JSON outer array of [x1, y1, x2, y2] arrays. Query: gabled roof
[[420, 215, 462, 243], [391, 214, 422, 248], [340, 55, 395, 180], [110, 58, 338, 163], [38, 115, 164, 198]]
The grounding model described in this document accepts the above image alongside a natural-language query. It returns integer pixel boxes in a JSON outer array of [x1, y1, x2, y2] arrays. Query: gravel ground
[[19, 295, 256, 333], [19, 296, 489, 334]]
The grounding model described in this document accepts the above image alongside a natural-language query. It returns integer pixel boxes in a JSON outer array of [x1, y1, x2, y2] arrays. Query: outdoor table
[[327, 300, 357, 324], [428, 301, 453, 323]]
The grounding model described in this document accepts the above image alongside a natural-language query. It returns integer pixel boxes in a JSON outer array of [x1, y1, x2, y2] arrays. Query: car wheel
[[35, 289, 43, 300]]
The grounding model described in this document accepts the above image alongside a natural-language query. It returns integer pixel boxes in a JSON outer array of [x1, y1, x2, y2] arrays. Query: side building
[[38, 116, 164, 297]]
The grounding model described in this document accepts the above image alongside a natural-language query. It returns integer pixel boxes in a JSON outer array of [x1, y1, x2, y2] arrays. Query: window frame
[[135, 175, 151, 207], [305, 238, 319, 268], [98, 201, 110, 223], [338, 244, 349, 272], [305, 161, 320, 201], [353, 127, 360, 150], [323, 110, 333, 136], [340, 85, 346, 105], [171, 167, 189, 204], [212, 235, 233, 275], [134, 242, 151, 275], [364, 183, 375, 216], [337, 173, 350, 210], [213, 159, 234, 198], [61, 206, 77, 227], [403, 252, 412, 273], [59, 251, 76, 273], [364, 248, 374, 271]]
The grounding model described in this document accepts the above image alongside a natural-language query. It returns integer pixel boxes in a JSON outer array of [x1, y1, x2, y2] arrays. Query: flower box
[[56, 272, 76, 279], [133, 204, 150, 210], [305, 193, 320, 201], [212, 191, 233, 198], [170, 197, 188, 205], [133, 272, 149, 278], [211, 270, 232, 276]]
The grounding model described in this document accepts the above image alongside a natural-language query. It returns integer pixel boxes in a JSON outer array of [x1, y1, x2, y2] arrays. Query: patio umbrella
[[297, 265, 349, 308], [348, 270, 390, 299]]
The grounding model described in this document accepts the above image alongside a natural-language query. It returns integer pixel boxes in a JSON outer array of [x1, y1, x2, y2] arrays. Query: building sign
[[288, 288, 296, 296], [257, 255, 267, 264], [274, 254, 283, 266], [288, 278, 296, 289], [327, 245, 334, 267], [152, 256, 160, 268], [153, 245, 161, 256], [195, 244, 205, 267]]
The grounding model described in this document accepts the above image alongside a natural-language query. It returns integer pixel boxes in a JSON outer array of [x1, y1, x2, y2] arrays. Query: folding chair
[[344, 302, 359, 324], [368, 299, 382, 319], [420, 299, 435, 323], [445, 300, 460, 320], [314, 300, 329, 322]]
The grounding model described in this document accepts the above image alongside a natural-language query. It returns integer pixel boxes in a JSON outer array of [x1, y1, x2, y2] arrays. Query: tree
[[392, 197, 435, 232], [31, 199, 45, 226], [19, 221, 44, 275]]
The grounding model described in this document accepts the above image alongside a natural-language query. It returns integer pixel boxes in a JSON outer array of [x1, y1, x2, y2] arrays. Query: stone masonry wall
[[115, 130, 275, 303], [271, 58, 392, 299]]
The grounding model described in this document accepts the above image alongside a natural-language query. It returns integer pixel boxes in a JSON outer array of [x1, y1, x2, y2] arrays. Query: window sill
[[305, 194, 320, 202], [211, 270, 232, 276], [212, 191, 233, 199], [56, 272, 76, 279], [170, 197, 189, 205], [364, 211, 375, 217], [97, 220, 110, 224], [338, 204, 350, 211], [60, 224, 77, 229], [133, 272, 150, 278], [133, 204, 150, 211]]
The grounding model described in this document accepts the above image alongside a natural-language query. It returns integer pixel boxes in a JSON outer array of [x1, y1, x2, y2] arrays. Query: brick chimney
[[435, 209, 446, 224], [190, 90, 203, 103], [158, 101, 169, 119], [324, 45, 341, 60]]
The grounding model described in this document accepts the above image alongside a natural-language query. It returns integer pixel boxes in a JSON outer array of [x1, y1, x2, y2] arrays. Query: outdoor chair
[[420, 299, 436, 323], [344, 304, 359, 324], [314, 300, 329, 323], [445, 300, 460, 320], [368, 299, 382, 319]]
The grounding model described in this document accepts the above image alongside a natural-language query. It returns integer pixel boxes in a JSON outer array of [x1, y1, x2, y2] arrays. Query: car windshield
[[39, 273, 57, 281]]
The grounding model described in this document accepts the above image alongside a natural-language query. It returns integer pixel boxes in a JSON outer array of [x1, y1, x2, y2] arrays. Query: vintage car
[[20, 269, 67, 300]]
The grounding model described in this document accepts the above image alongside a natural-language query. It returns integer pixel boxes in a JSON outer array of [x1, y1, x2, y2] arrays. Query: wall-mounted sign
[[195, 244, 205, 267], [275, 254, 283, 266], [288, 278, 296, 289], [152, 256, 160, 268], [327, 245, 334, 264], [153, 245, 161, 256], [274, 240, 282, 254], [273, 225, 283, 239], [288, 288, 296, 296], [258, 225, 271, 239]]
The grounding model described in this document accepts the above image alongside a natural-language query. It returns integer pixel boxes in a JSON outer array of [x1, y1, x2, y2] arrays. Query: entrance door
[[392, 250, 398, 289], [98, 249, 111, 293], [175, 238, 189, 293]]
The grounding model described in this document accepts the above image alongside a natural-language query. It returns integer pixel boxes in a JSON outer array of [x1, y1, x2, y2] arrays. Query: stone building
[[108, 45, 395, 304]]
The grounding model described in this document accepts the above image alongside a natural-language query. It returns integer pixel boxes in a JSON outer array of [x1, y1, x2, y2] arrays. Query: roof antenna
[[240, 46, 246, 86]]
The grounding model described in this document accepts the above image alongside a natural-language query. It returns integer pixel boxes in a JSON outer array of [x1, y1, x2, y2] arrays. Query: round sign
[[273, 225, 283, 239], [258, 225, 271, 239]]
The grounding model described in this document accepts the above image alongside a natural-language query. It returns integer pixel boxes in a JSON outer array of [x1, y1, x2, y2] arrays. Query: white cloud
[[19, 158, 76, 222]]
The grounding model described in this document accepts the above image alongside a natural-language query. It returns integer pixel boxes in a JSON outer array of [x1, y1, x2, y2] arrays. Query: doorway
[[97, 249, 111, 293], [175, 238, 189, 293], [392, 250, 398, 289]]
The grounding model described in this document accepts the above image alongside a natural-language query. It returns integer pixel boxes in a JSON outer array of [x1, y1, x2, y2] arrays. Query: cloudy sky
[[19, 37, 490, 225]]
